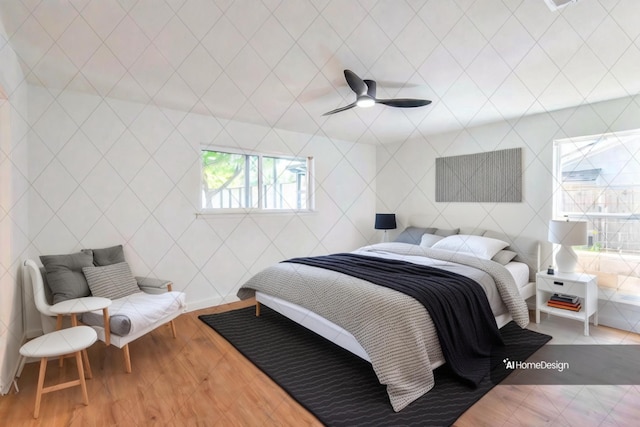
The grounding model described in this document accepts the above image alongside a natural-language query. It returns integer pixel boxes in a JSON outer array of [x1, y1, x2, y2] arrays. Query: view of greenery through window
[[555, 130, 640, 297], [201, 149, 310, 211]]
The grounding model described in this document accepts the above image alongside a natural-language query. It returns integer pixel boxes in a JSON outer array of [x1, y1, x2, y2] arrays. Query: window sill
[[196, 209, 318, 218]]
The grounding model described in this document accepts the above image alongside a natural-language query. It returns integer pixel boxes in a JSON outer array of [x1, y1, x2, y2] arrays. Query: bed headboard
[[483, 230, 540, 282], [398, 224, 541, 282]]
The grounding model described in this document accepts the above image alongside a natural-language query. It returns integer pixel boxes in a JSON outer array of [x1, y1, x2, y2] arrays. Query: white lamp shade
[[548, 220, 587, 246]]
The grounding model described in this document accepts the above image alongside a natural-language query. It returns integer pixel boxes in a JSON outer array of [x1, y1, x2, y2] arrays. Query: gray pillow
[[434, 228, 459, 237], [82, 262, 140, 300], [87, 244, 126, 266], [492, 249, 518, 265], [394, 227, 437, 245], [39, 267, 54, 305], [459, 227, 485, 236], [81, 312, 131, 336], [40, 251, 94, 304]]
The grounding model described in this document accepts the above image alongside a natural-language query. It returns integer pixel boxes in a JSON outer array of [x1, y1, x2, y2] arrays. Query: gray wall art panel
[[435, 148, 522, 203]]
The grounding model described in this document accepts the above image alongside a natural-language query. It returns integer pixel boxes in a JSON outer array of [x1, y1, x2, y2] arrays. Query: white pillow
[[431, 235, 509, 259], [419, 233, 444, 248]]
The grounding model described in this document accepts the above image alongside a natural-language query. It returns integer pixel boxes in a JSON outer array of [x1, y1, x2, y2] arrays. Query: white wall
[[377, 94, 640, 331], [22, 85, 376, 327], [378, 95, 640, 240], [0, 20, 30, 394]]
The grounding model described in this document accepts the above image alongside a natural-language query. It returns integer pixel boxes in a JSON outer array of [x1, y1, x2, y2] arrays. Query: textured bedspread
[[237, 242, 529, 411], [284, 253, 504, 387]]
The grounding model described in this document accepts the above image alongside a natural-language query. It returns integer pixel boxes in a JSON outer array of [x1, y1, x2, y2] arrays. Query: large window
[[200, 149, 313, 211], [554, 129, 640, 297]]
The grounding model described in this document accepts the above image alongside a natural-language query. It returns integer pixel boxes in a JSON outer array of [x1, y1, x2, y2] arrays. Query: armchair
[[24, 254, 186, 373]]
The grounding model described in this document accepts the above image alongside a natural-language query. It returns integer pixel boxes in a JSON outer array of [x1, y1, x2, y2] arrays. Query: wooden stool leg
[[165, 284, 177, 338], [81, 349, 92, 379], [123, 344, 132, 373], [57, 315, 65, 368], [75, 351, 89, 406], [103, 308, 111, 346], [33, 357, 47, 418]]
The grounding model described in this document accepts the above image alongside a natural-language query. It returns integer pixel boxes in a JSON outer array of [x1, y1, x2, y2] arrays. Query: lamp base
[[555, 245, 578, 273]]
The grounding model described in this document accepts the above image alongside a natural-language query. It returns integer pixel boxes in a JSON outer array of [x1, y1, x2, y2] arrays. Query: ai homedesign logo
[[503, 358, 570, 373]]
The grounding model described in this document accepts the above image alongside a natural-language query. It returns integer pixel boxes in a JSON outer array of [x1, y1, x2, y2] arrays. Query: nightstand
[[536, 271, 598, 336]]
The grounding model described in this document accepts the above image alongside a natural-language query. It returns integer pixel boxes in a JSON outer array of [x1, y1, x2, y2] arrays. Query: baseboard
[[185, 295, 227, 312]]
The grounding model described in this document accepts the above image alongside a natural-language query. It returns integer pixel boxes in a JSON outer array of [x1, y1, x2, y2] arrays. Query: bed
[[237, 227, 540, 412]]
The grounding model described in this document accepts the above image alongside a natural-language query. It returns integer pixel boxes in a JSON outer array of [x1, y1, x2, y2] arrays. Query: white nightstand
[[536, 271, 598, 336]]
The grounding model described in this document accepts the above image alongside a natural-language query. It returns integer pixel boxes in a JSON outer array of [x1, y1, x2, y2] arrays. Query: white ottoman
[[19, 326, 98, 418]]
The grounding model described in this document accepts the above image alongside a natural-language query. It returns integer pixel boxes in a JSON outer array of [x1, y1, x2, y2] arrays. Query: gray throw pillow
[[434, 228, 459, 237], [394, 227, 437, 245], [39, 267, 54, 305], [492, 249, 518, 265], [40, 251, 94, 304], [86, 244, 126, 266], [82, 262, 140, 300], [81, 312, 132, 336]]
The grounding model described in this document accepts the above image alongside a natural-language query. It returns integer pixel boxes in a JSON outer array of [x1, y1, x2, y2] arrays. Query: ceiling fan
[[322, 70, 432, 116]]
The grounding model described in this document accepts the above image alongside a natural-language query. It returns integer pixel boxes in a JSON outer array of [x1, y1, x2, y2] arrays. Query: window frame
[[198, 146, 315, 214], [552, 128, 640, 297]]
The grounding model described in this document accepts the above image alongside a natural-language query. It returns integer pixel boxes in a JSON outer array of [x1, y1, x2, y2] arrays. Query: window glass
[[201, 149, 311, 211], [555, 130, 640, 296], [262, 156, 308, 210]]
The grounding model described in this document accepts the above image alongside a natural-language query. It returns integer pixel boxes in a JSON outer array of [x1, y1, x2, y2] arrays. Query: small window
[[201, 149, 313, 211]]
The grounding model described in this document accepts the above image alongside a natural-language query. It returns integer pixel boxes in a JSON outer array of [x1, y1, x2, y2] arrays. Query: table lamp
[[375, 213, 396, 242], [548, 219, 587, 273]]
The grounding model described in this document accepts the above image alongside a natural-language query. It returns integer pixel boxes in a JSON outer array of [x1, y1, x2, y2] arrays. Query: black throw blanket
[[284, 253, 504, 386]]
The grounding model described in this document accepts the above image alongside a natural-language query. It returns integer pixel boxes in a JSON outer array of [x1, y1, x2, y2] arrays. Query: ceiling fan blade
[[376, 98, 432, 108], [344, 70, 367, 96], [363, 79, 376, 98], [322, 102, 358, 116]]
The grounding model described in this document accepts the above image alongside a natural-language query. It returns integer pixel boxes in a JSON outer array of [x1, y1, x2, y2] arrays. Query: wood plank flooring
[[2, 300, 639, 426]]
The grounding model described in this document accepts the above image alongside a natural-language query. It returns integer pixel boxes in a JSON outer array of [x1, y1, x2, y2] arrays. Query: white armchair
[[24, 259, 186, 373]]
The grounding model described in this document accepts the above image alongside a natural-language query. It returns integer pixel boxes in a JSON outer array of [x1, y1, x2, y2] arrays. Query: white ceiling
[[1, 0, 639, 144]]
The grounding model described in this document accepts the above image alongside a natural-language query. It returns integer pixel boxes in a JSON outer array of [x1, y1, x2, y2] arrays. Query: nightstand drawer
[[536, 276, 587, 297]]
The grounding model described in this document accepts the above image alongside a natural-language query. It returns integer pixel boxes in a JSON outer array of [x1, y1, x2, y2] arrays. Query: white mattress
[[505, 261, 530, 289], [255, 260, 531, 367]]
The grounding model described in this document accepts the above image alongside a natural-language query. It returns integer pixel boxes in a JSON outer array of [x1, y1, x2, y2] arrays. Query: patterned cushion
[[82, 262, 140, 300]]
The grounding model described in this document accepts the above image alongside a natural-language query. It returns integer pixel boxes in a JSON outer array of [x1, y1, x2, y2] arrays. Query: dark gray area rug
[[199, 306, 551, 427]]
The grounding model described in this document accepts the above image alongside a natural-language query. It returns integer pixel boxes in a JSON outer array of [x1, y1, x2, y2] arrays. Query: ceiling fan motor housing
[[543, 0, 579, 11]]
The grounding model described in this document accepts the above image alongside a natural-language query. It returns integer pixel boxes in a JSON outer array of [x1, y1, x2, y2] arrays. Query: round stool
[[19, 326, 98, 418]]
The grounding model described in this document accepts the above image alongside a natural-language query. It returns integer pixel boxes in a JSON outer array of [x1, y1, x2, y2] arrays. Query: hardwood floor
[[2, 300, 639, 426]]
